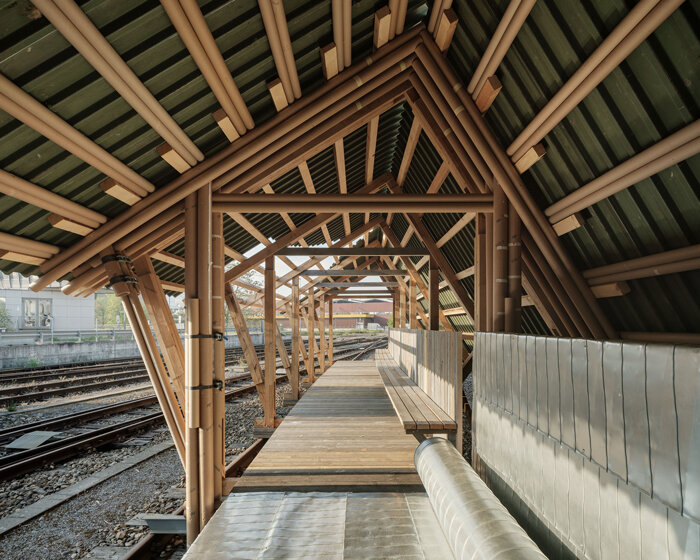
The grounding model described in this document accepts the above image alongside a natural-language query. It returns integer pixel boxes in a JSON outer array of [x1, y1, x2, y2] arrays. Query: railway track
[[0, 335, 381, 406], [0, 338, 385, 481]]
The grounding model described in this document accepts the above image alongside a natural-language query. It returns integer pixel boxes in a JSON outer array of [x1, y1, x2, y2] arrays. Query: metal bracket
[[187, 331, 227, 341], [108, 274, 138, 287], [186, 379, 224, 391], [101, 253, 131, 264]]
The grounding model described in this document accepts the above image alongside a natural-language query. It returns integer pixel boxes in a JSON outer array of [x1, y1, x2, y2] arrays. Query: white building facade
[[0, 273, 96, 331]]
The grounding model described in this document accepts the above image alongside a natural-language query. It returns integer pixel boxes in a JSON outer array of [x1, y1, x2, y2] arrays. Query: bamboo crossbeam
[[215, 194, 491, 213], [300, 269, 409, 276], [277, 247, 430, 256], [316, 281, 399, 287]]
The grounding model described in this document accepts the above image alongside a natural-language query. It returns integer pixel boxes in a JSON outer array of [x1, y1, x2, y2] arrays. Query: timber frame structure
[[0, 0, 697, 546]]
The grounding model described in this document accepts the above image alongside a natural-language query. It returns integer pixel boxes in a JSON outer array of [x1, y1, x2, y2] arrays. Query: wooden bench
[[375, 349, 457, 437]]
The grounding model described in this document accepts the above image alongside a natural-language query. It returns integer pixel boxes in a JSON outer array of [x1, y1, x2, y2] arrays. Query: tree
[[95, 293, 124, 328], [0, 300, 13, 330]]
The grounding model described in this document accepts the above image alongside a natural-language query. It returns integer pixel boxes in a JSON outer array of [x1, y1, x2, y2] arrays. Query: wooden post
[[196, 186, 214, 529], [183, 193, 200, 544], [263, 256, 276, 427], [493, 183, 508, 332], [318, 294, 326, 373], [475, 214, 487, 332], [224, 283, 265, 399], [328, 298, 334, 365], [409, 279, 418, 329], [275, 324, 292, 378], [429, 258, 440, 331], [398, 284, 406, 329], [290, 277, 300, 399], [507, 206, 522, 332], [308, 290, 316, 383], [392, 291, 397, 327], [485, 213, 494, 332], [212, 213, 225, 503], [131, 256, 186, 407]]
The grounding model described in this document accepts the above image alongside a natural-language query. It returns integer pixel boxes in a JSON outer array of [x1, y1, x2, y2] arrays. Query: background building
[[0, 272, 96, 331]]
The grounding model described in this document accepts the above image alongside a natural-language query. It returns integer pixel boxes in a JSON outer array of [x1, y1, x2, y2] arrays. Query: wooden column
[[307, 291, 316, 383], [392, 291, 397, 327], [275, 324, 292, 378], [131, 256, 186, 406], [398, 285, 406, 329], [506, 206, 522, 332], [183, 192, 199, 543], [328, 298, 334, 365], [263, 256, 276, 427], [318, 295, 326, 373], [290, 277, 300, 399], [224, 283, 265, 398], [485, 213, 494, 332], [493, 183, 508, 332], [429, 258, 440, 330], [196, 186, 214, 530], [211, 213, 225, 503], [409, 279, 418, 329], [101, 250, 185, 468], [475, 214, 488, 332]]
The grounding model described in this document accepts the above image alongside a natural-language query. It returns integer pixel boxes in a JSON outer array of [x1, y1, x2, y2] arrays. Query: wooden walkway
[[234, 359, 423, 492]]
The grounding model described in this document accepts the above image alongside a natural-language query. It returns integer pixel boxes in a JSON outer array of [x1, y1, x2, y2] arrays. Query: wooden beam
[[307, 290, 316, 383], [100, 178, 141, 206], [47, 214, 94, 236], [224, 283, 265, 395], [552, 212, 585, 236], [514, 143, 546, 173], [298, 161, 316, 193], [436, 213, 475, 247], [213, 108, 240, 142], [408, 214, 475, 320], [427, 161, 450, 193], [474, 75, 502, 114], [590, 281, 630, 299], [320, 43, 339, 80], [300, 269, 409, 276], [366, 116, 379, 184], [157, 143, 191, 173], [328, 298, 334, 365], [318, 295, 326, 373], [263, 256, 276, 427], [290, 277, 300, 399], [409, 279, 418, 329], [267, 78, 288, 112], [212, 193, 493, 213], [152, 250, 185, 267], [277, 247, 429, 256], [429, 257, 440, 330], [397, 118, 421, 186], [373, 6, 392, 50], [434, 9, 458, 52]]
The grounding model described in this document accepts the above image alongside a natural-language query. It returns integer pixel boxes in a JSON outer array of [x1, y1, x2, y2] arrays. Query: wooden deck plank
[[236, 359, 420, 490]]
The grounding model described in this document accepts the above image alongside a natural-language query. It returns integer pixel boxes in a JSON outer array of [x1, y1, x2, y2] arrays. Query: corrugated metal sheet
[[448, 0, 700, 333]]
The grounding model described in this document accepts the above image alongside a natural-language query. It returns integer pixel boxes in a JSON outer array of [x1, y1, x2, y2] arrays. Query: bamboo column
[[409, 278, 418, 329], [263, 256, 276, 427], [485, 213, 494, 332], [307, 291, 316, 383], [493, 183, 508, 332], [183, 193, 200, 544], [290, 277, 300, 399], [196, 186, 214, 529], [212, 213, 225, 503], [100, 249, 185, 466], [475, 214, 488, 332], [328, 298, 334, 365], [506, 206, 522, 332], [318, 294, 326, 373], [429, 258, 439, 330]]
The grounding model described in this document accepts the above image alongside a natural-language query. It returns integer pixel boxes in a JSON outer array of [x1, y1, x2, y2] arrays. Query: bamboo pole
[[183, 193, 200, 543], [290, 277, 300, 399], [318, 294, 326, 373], [195, 186, 214, 529], [507, 206, 522, 332], [493, 182, 508, 332], [429, 258, 439, 330], [328, 298, 334, 365], [212, 213, 225, 503], [264, 257, 277, 427], [475, 215, 487, 332], [307, 290, 316, 382]]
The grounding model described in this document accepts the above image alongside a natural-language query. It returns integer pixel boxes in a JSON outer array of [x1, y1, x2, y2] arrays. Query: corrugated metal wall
[[473, 332, 700, 558]]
